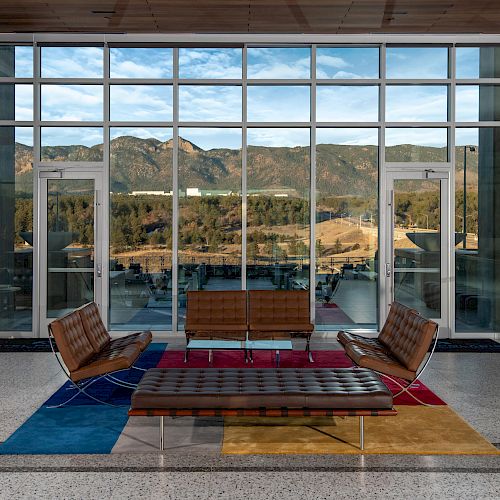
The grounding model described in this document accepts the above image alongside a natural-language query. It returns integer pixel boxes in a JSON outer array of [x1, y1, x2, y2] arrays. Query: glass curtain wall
[[4, 40, 500, 335]]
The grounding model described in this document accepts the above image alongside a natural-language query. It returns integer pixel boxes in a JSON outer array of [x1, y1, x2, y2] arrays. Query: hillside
[[14, 137, 478, 195]]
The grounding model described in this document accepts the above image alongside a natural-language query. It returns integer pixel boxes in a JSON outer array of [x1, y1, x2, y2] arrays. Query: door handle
[[96, 264, 102, 278], [385, 263, 391, 278]]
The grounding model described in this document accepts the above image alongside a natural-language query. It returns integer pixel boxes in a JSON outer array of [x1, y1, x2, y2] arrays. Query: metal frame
[[1, 35, 500, 340]]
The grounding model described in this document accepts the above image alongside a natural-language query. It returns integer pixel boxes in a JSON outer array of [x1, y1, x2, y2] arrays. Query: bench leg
[[359, 416, 364, 451], [306, 335, 314, 363], [160, 416, 164, 451]]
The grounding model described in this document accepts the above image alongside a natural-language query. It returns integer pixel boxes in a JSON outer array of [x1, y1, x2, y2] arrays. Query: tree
[[333, 238, 343, 254]]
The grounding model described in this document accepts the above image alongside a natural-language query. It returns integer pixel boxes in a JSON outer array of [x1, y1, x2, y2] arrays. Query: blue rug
[[0, 343, 166, 455]]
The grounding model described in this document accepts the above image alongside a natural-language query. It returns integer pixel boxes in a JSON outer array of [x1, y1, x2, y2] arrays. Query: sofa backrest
[[48, 310, 95, 372], [78, 302, 111, 353], [185, 290, 247, 327], [378, 301, 417, 349], [248, 290, 310, 325], [387, 310, 439, 372]]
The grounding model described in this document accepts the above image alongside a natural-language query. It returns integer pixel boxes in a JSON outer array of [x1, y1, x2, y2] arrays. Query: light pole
[[463, 145, 476, 249]]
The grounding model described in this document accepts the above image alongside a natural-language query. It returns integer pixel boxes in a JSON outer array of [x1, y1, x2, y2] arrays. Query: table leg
[[209, 349, 213, 364], [359, 416, 364, 451], [184, 349, 189, 363], [160, 416, 164, 451], [276, 350, 280, 367]]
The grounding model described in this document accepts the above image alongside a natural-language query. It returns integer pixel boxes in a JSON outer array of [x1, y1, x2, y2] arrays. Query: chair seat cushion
[[185, 323, 248, 332], [71, 344, 141, 382], [343, 342, 415, 381], [337, 331, 387, 351], [249, 323, 314, 332], [109, 331, 153, 351], [131, 367, 394, 410]]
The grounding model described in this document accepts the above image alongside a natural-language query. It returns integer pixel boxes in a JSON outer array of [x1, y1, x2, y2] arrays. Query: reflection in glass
[[109, 128, 173, 330], [385, 128, 448, 162], [179, 86, 242, 122], [0, 127, 33, 331], [41, 47, 103, 78], [0, 84, 32, 121], [110, 48, 173, 78], [455, 128, 498, 333], [386, 47, 448, 79], [46, 179, 94, 318], [110, 85, 173, 121], [316, 47, 379, 79], [0, 46, 33, 78], [315, 129, 378, 329], [386, 85, 448, 122], [316, 86, 378, 122], [248, 47, 310, 79], [393, 179, 441, 318], [247, 129, 310, 291], [41, 128, 103, 161], [247, 86, 310, 122], [179, 48, 242, 79], [41, 85, 103, 121], [456, 47, 500, 79], [178, 129, 242, 328]]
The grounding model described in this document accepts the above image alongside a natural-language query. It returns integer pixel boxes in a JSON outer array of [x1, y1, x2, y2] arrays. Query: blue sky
[[4, 46, 487, 149]]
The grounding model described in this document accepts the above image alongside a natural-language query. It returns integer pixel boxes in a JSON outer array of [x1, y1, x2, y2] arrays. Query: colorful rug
[[157, 350, 446, 405], [435, 339, 500, 352], [222, 406, 500, 455]]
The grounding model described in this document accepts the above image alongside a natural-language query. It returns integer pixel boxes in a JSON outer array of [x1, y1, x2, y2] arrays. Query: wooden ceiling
[[1, 0, 500, 34]]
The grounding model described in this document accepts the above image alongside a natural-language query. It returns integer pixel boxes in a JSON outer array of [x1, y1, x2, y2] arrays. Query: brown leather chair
[[185, 290, 247, 341], [48, 305, 150, 407], [338, 303, 439, 405], [248, 290, 314, 361]]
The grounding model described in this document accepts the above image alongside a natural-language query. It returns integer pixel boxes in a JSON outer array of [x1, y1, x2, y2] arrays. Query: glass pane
[[47, 179, 94, 318], [386, 86, 448, 122], [456, 47, 500, 79], [247, 129, 310, 291], [110, 85, 173, 121], [247, 47, 310, 79], [315, 129, 378, 329], [457, 85, 500, 122], [455, 128, 498, 333], [179, 86, 241, 121], [110, 48, 173, 78], [386, 47, 448, 79], [316, 86, 378, 122], [0, 84, 32, 121], [385, 128, 448, 162], [0, 127, 33, 331], [0, 46, 33, 78], [41, 85, 103, 121], [178, 129, 242, 328], [179, 48, 242, 79], [41, 128, 103, 161], [109, 128, 173, 331], [316, 47, 379, 79], [247, 86, 310, 122], [41, 47, 103, 78], [393, 178, 441, 318]]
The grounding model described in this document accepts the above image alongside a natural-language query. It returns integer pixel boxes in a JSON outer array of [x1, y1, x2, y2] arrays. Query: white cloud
[[110, 48, 172, 78], [14, 84, 32, 121], [317, 86, 378, 122], [179, 48, 241, 79], [15, 127, 33, 146], [41, 85, 103, 121], [110, 85, 173, 121], [247, 128, 310, 148], [386, 86, 448, 122], [248, 48, 310, 79], [316, 128, 378, 146], [455, 128, 478, 146], [179, 86, 241, 121], [247, 86, 310, 122], [41, 127, 103, 147], [41, 47, 103, 78], [456, 86, 479, 121]]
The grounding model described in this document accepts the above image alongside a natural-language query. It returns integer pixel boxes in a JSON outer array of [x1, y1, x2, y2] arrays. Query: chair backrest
[[378, 301, 417, 348], [78, 302, 111, 352], [248, 290, 310, 325], [48, 310, 95, 373], [185, 290, 247, 327], [387, 310, 439, 372]]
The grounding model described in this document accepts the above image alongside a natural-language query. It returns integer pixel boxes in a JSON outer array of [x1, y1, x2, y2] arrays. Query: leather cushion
[[131, 367, 393, 410], [78, 302, 111, 353], [109, 331, 153, 352], [49, 311, 95, 372], [186, 323, 248, 332], [378, 301, 418, 350], [343, 342, 415, 381], [337, 331, 387, 351], [249, 322, 314, 332], [248, 290, 310, 325], [71, 343, 141, 382]]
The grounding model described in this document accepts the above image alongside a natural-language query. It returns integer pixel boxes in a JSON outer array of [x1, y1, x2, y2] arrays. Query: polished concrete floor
[[0, 337, 499, 499]]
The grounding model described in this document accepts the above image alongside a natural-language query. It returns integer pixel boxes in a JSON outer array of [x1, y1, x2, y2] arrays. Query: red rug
[[157, 350, 446, 406]]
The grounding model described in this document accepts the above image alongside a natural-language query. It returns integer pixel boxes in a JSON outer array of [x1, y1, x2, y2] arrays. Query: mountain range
[[14, 137, 478, 196]]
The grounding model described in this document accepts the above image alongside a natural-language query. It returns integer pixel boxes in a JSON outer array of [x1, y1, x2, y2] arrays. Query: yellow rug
[[222, 406, 500, 455]]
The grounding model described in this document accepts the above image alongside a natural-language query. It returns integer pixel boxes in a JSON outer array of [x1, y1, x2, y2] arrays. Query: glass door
[[39, 169, 103, 333], [386, 170, 450, 334]]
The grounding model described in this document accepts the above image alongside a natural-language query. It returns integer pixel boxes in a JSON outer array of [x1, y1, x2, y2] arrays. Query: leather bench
[[128, 367, 397, 451]]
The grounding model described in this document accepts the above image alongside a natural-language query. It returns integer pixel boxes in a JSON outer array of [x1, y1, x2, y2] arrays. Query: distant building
[[129, 190, 173, 196]]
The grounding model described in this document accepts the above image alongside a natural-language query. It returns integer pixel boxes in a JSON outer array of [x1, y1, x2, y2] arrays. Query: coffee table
[[185, 339, 293, 367]]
